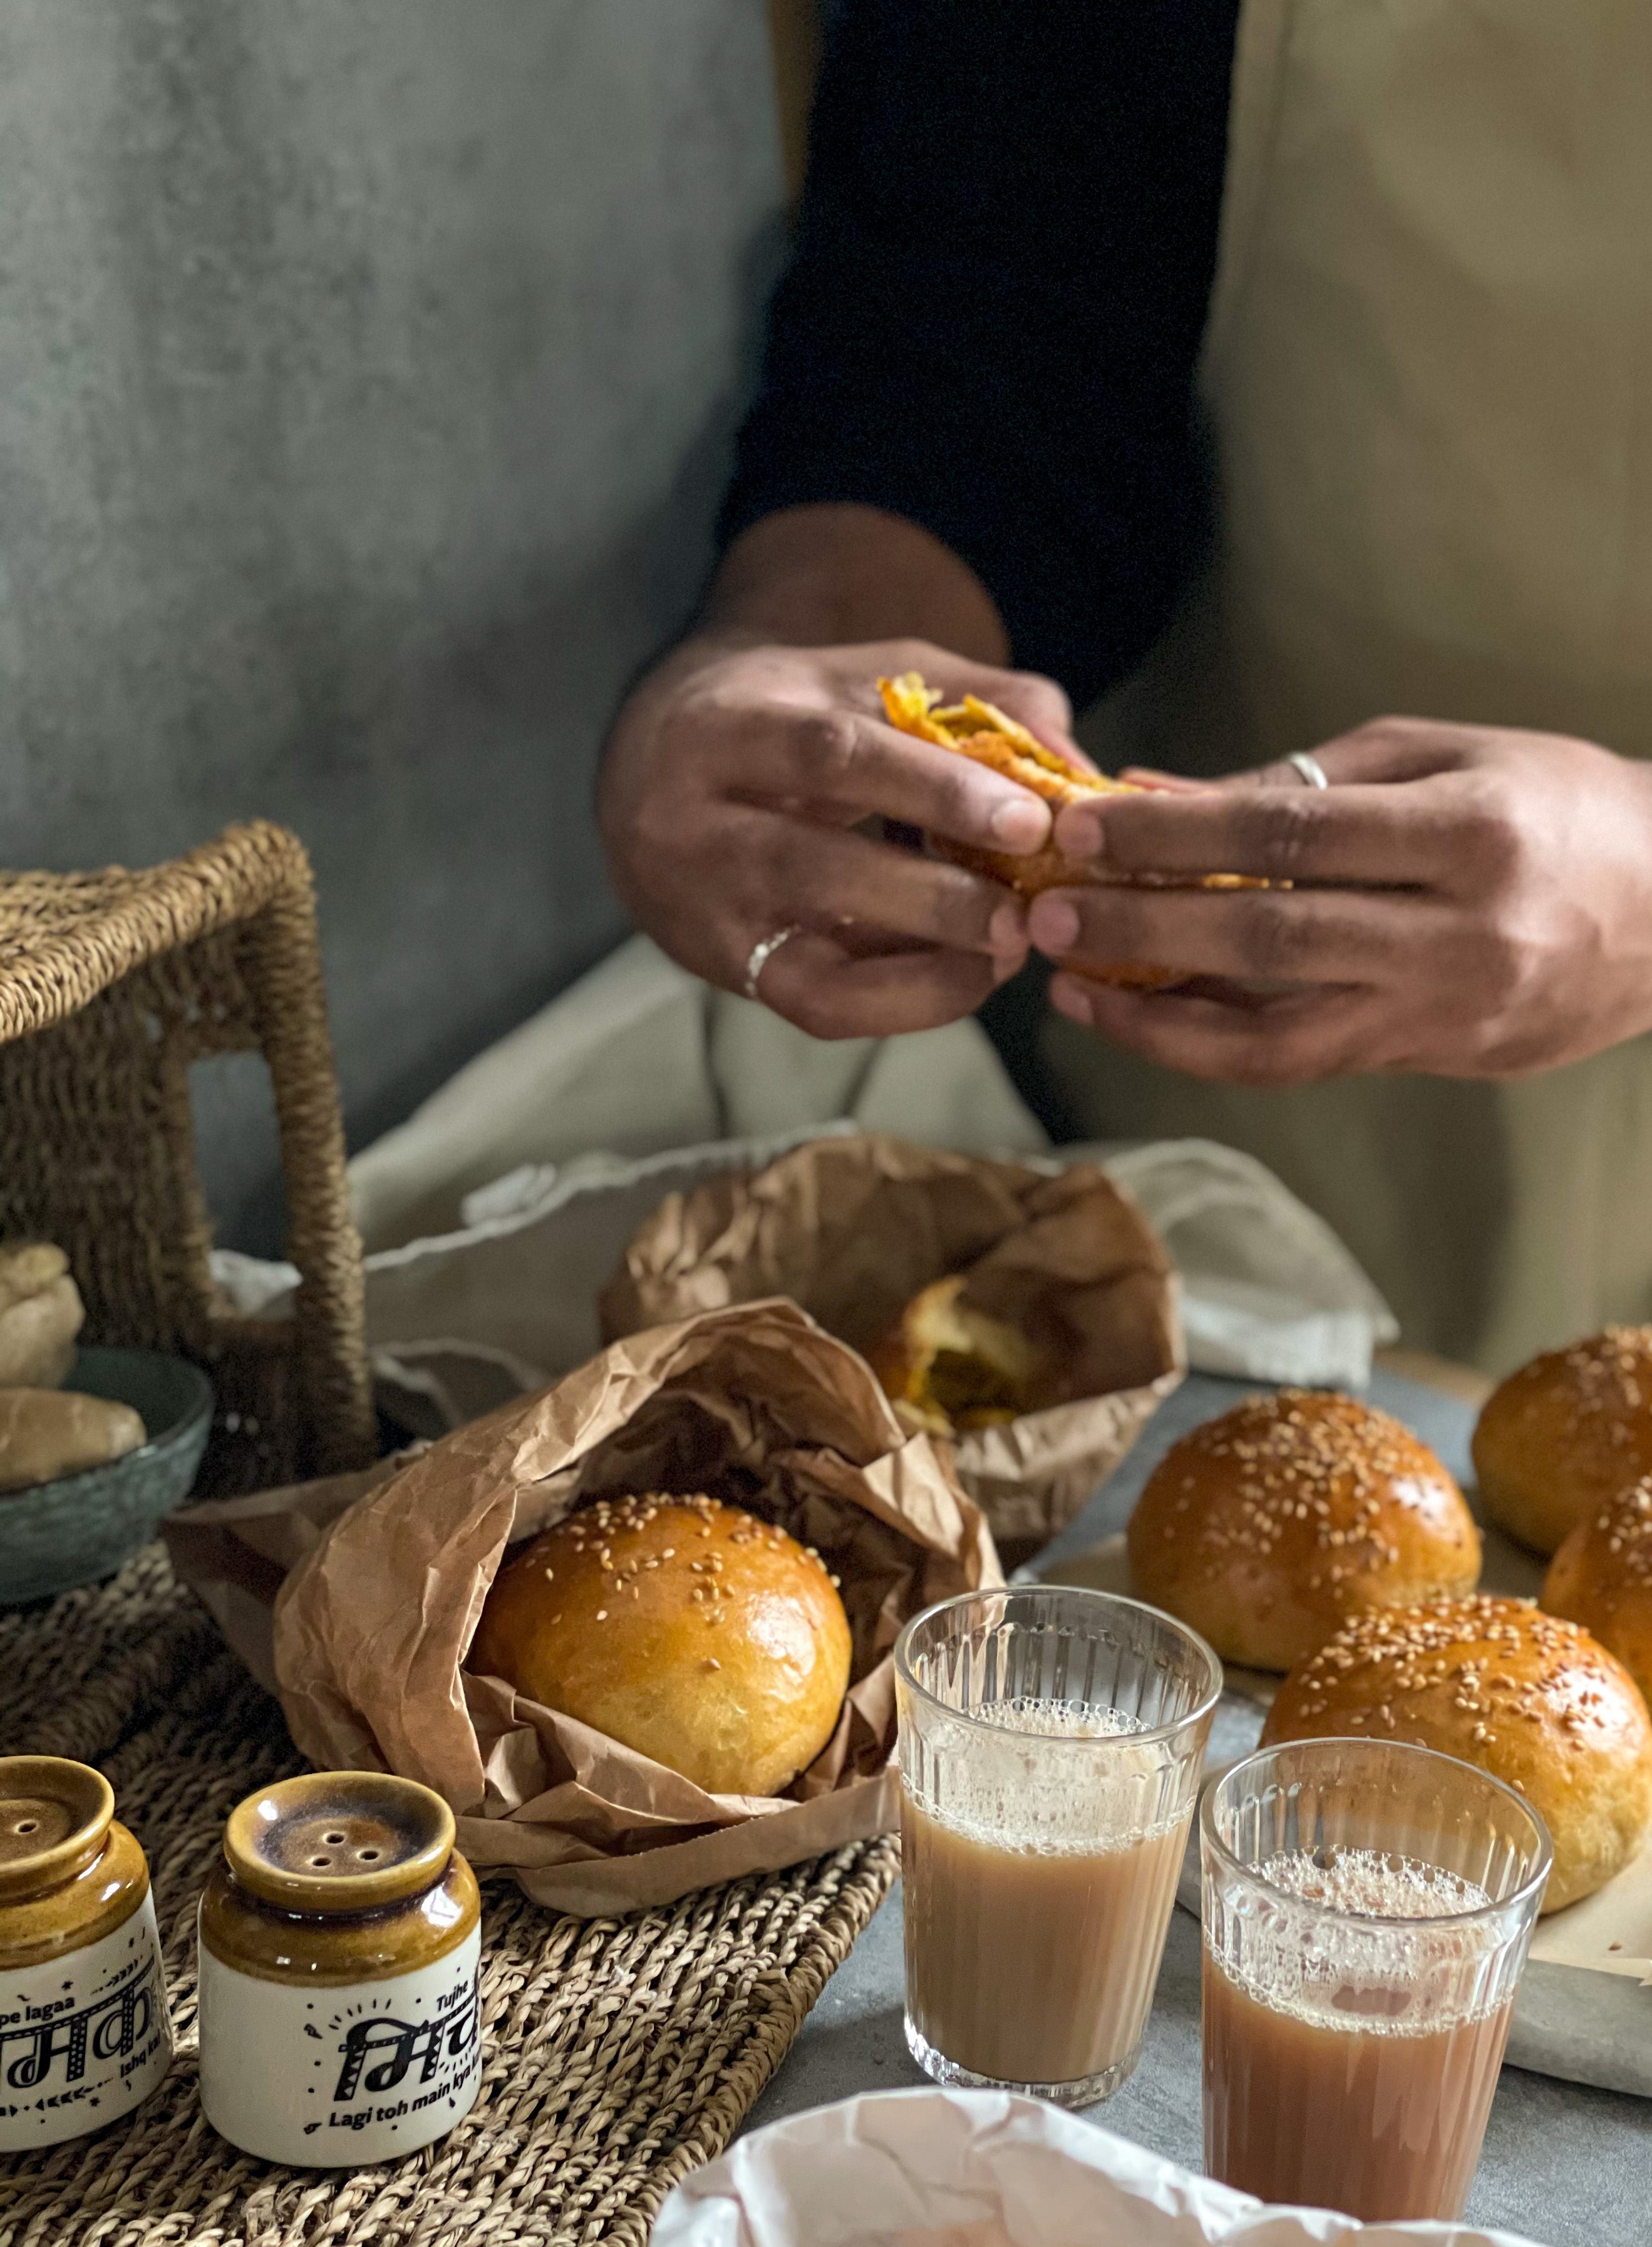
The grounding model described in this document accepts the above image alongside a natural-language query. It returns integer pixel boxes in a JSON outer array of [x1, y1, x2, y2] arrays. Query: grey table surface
[[744, 1370, 1652, 2247]]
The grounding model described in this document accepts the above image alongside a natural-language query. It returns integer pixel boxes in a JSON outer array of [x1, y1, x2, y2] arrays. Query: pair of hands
[[599, 635, 1652, 1085]]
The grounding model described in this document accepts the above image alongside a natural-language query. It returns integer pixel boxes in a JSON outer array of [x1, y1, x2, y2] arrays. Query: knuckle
[[1474, 913, 1539, 1008], [809, 708, 863, 787], [1228, 899, 1308, 979], [1234, 792, 1323, 879], [1075, 890, 1151, 965], [1019, 669, 1073, 725], [1464, 792, 1530, 891]]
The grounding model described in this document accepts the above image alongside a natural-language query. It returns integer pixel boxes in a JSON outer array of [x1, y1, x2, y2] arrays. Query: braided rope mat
[[0, 1549, 899, 2247]]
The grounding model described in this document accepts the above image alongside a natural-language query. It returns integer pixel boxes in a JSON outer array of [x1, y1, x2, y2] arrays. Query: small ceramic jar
[[197, 1771, 481, 2167], [0, 1755, 172, 2151]]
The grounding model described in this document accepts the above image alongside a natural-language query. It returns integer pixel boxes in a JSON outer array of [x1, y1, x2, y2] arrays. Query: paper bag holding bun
[[171, 1300, 998, 1914], [601, 1135, 1184, 1563]]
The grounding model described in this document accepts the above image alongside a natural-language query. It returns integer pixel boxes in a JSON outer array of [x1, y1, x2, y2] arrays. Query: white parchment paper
[[650, 2090, 1544, 2247]]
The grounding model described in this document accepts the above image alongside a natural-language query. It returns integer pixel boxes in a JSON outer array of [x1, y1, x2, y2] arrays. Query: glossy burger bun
[[469, 1494, 853, 1798], [1128, 1390, 1481, 1673], [1263, 1594, 1652, 1912], [1474, 1326, 1652, 1556], [1544, 1475, 1652, 1708]]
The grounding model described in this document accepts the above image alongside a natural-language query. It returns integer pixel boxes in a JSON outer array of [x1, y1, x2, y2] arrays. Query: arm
[[600, 0, 1238, 1036]]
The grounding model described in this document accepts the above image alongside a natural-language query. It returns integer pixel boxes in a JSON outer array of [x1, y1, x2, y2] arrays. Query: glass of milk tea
[[1201, 1738, 1551, 2223], [895, 1586, 1222, 2105]]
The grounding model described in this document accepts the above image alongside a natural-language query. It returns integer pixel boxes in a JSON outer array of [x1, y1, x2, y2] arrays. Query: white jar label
[[197, 1921, 482, 2167], [0, 1892, 172, 2151]]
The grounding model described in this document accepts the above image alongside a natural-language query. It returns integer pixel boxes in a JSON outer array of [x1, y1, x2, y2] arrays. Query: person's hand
[[1026, 718, 1652, 1084], [599, 634, 1078, 1037]]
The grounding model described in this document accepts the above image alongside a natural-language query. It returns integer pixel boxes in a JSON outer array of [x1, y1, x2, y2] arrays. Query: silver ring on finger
[[743, 923, 803, 1003], [1288, 750, 1331, 790]]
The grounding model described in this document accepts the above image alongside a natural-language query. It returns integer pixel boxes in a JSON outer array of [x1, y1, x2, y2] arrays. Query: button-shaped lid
[[223, 1771, 456, 1913], [0, 1756, 116, 1906]]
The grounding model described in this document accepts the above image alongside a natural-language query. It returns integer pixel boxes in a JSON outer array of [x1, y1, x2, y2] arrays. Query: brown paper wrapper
[[167, 1299, 998, 1914], [599, 1135, 1185, 1564]]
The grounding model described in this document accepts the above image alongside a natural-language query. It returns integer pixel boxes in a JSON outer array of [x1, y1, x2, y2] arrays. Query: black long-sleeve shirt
[[720, 0, 1241, 711]]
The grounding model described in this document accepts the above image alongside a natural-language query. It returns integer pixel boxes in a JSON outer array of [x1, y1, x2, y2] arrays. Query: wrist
[[706, 504, 1009, 662]]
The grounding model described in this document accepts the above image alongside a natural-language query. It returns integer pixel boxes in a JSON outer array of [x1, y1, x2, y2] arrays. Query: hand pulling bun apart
[[1475, 1326, 1652, 1556], [1264, 1594, 1652, 1911], [470, 1494, 853, 1797], [878, 671, 1266, 990], [1128, 1392, 1480, 1672]]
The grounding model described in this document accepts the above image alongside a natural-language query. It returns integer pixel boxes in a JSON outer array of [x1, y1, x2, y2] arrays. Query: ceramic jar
[[0, 1755, 172, 2151], [197, 1771, 481, 2167]]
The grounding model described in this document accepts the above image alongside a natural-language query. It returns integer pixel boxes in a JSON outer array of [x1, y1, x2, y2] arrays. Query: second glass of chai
[[1202, 1738, 1551, 2224], [894, 1586, 1221, 2105]]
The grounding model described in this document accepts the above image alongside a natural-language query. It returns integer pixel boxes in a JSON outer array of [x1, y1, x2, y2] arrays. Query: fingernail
[[989, 795, 1048, 850], [988, 901, 1027, 956], [1059, 810, 1103, 860], [1050, 973, 1092, 1025], [1029, 897, 1080, 954]]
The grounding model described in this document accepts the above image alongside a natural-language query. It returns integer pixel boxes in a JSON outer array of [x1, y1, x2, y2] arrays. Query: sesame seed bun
[[1544, 1475, 1652, 1709], [1262, 1594, 1652, 1913], [469, 1495, 853, 1798], [1127, 1392, 1481, 1673], [1474, 1328, 1652, 1556]]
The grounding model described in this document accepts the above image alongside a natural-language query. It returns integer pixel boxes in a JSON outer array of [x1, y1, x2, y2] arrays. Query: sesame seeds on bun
[[1475, 1326, 1652, 1556], [1127, 1391, 1480, 1673], [1544, 1475, 1652, 1711], [1263, 1594, 1652, 1912], [469, 1494, 853, 1798]]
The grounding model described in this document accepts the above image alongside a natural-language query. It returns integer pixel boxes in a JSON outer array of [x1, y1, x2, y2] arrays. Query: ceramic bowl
[[0, 1347, 214, 1606]]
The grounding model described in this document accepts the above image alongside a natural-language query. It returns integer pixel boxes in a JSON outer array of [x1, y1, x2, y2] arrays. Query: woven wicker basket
[[0, 820, 376, 1495]]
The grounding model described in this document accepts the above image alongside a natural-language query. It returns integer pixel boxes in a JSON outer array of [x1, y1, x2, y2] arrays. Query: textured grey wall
[[0, 0, 785, 1249]]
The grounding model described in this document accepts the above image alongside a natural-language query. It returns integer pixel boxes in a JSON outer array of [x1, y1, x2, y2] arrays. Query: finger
[[755, 813, 1030, 962], [1221, 716, 1489, 793], [713, 701, 1055, 857], [1115, 768, 1211, 793], [1051, 773, 1482, 887], [756, 932, 1007, 1040], [1026, 882, 1462, 988], [1048, 973, 1385, 1088]]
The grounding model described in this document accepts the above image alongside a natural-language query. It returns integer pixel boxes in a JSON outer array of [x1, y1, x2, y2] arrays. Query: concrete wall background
[[0, 0, 787, 1250]]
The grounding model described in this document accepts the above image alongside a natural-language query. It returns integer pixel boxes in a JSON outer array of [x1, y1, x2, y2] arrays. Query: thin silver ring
[[743, 923, 802, 1002], [1288, 750, 1330, 790]]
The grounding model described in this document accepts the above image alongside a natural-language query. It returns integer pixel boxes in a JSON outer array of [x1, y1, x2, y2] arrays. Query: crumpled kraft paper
[[651, 2087, 1546, 2247], [167, 1300, 999, 1915], [600, 1135, 1185, 1563]]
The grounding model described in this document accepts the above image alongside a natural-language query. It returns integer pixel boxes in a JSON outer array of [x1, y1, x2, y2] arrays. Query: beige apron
[[1050, 0, 1652, 1375]]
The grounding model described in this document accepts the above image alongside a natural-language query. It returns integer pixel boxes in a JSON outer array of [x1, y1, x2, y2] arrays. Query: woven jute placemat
[[0, 1547, 899, 2247]]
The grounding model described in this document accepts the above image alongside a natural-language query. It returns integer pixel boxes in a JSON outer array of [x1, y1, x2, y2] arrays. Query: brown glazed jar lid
[[0, 1757, 115, 1907], [223, 1772, 457, 1914]]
